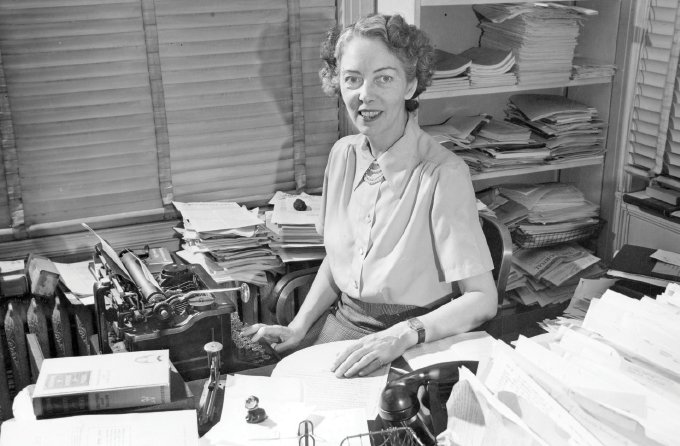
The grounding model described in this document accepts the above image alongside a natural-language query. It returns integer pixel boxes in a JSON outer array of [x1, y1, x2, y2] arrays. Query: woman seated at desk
[[245, 13, 497, 378]]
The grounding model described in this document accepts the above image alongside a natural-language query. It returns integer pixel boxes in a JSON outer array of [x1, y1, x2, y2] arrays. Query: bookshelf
[[369, 0, 633, 258]]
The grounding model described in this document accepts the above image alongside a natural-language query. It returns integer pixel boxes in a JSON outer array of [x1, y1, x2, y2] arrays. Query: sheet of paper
[[53, 260, 96, 297], [563, 277, 617, 319], [651, 249, 680, 267], [0, 410, 198, 446], [271, 341, 389, 418], [402, 331, 494, 371], [201, 374, 369, 446], [173, 201, 263, 232]]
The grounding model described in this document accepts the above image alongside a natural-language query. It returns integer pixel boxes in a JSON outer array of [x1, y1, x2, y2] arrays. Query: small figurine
[[245, 395, 268, 424]]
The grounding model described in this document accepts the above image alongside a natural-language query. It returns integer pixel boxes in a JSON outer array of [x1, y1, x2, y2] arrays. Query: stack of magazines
[[474, 2, 597, 84], [505, 93, 605, 161], [459, 46, 517, 87], [430, 48, 472, 92]]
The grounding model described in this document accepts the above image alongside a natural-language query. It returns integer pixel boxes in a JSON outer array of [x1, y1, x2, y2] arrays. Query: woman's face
[[339, 36, 417, 151]]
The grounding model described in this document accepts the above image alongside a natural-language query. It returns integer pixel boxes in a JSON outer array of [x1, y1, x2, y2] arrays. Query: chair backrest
[[479, 213, 513, 305], [270, 213, 513, 324]]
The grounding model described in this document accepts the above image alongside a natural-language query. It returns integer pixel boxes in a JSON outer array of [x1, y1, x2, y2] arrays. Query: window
[[624, 0, 680, 181], [0, 0, 338, 247]]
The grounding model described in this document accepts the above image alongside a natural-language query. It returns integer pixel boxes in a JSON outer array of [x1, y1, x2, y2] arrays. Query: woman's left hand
[[331, 325, 413, 378]]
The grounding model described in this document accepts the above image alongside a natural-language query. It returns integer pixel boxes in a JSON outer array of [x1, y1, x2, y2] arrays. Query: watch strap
[[407, 317, 426, 344]]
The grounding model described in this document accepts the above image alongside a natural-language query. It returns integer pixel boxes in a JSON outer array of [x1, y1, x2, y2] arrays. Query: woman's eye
[[343, 76, 362, 89], [376, 75, 393, 85]]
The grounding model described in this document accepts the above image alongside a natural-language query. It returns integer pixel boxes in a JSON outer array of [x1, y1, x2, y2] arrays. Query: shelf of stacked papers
[[420, 2, 614, 98], [423, 93, 605, 178]]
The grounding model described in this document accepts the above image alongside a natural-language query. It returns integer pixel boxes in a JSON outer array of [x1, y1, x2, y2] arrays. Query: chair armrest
[[479, 213, 513, 305], [268, 266, 319, 325]]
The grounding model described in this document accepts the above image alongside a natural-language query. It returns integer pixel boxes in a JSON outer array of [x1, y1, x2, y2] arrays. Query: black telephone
[[378, 361, 478, 446]]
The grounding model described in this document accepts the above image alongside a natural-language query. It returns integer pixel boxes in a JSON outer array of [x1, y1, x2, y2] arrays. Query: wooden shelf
[[422, 76, 613, 100], [470, 155, 604, 181]]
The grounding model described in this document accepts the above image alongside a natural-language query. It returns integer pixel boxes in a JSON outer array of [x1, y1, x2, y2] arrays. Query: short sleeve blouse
[[317, 114, 493, 307]]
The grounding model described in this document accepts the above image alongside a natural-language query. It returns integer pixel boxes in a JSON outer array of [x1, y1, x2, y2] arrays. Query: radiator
[[0, 294, 96, 424]]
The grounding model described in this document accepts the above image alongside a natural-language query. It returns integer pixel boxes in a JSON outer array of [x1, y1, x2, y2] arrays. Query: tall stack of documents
[[474, 2, 596, 84], [506, 93, 605, 161], [173, 201, 282, 286], [440, 284, 680, 446], [265, 192, 325, 263]]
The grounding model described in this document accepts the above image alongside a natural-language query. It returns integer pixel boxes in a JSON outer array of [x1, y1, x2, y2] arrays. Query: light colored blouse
[[317, 114, 493, 307]]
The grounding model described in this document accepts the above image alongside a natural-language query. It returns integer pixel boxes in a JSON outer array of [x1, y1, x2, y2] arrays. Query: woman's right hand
[[241, 323, 305, 353]]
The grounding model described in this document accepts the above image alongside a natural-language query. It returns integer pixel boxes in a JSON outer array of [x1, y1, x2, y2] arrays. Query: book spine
[[33, 385, 168, 418]]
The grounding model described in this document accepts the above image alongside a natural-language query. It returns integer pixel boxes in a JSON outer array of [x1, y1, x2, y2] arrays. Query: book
[[32, 350, 171, 418], [622, 191, 680, 218], [646, 183, 680, 205], [606, 244, 680, 288]]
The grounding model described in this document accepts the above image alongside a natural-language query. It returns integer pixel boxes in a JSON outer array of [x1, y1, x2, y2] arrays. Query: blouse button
[[353, 280, 359, 289], [366, 214, 372, 222], [359, 248, 364, 256]]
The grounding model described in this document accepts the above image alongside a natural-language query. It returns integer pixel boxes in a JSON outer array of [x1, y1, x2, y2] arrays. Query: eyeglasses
[[298, 419, 315, 446]]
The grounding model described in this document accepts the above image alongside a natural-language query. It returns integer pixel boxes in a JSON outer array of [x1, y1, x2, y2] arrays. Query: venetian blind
[[625, 0, 680, 177], [154, 0, 337, 203], [663, 51, 680, 179], [0, 0, 164, 234], [300, 0, 340, 191]]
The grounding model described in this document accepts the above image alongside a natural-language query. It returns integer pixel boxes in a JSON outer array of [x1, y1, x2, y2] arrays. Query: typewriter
[[90, 235, 279, 381]]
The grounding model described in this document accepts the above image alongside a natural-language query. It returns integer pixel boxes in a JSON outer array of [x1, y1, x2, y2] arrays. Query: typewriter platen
[[91, 239, 279, 381]]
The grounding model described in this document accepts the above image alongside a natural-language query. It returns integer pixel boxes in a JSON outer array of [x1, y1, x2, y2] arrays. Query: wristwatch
[[407, 317, 426, 344]]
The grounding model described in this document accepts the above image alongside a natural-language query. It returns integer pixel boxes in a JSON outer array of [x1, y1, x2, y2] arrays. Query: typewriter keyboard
[[230, 312, 280, 367]]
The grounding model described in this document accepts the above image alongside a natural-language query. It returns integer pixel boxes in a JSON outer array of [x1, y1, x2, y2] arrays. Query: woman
[[246, 14, 497, 378]]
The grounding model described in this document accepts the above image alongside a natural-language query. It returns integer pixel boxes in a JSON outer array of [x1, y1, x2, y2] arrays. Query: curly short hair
[[319, 14, 435, 112]]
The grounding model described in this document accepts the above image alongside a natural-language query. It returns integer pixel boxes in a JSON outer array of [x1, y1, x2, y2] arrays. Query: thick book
[[607, 244, 680, 287], [622, 191, 680, 218], [32, 350, 171, 418]]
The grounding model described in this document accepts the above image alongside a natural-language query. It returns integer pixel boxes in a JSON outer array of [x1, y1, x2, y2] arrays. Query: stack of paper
[[266, 192, 325, 263], [571, 56, 616, 80], [510, 243, 603, 307], [173, 201, 283, 286], [422, 114, 491, 151], [472, 118, 549, 161], [474, 3, 597, 84], [506, 94, 605, 161], [430, 49, 471, 92], [460, 46, 517, 87], [499, 183, 600, 225]]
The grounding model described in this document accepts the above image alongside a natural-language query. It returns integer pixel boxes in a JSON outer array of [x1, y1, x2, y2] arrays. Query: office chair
[[267, 213, 513, 327]]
